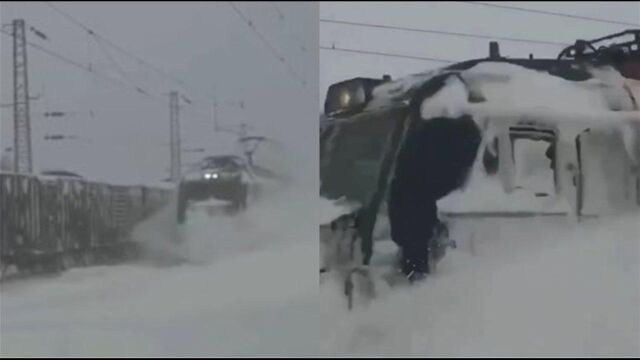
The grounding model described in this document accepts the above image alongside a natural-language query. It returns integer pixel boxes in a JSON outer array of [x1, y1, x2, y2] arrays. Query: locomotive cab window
[[320, 107, 407, 204], [509, 127, 558, 197]]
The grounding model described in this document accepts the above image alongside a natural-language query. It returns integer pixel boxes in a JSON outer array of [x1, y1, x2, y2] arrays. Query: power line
[[41, 1, 211, 103], [0, 28, 163, 103], [320, 18, 569, 47], [42, 2, 171, 80], [320, 45, 457, 63], [458, 1, 640, 27], [92, 34, 150, 95], [228, 2, 310, 89], [271, 2, 285, 20], [270, 2, 309, 54]]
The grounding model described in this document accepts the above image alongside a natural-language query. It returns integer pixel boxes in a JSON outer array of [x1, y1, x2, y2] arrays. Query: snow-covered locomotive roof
[[366, 60, 640, 146], [371, 61, 636, 112], [372, 61, 638, 112]]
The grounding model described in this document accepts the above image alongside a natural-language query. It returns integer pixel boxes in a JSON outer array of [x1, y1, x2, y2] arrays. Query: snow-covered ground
[[0, 180, 323, 357], [2, 180, 638, 356], [319, 213, 640, 356]]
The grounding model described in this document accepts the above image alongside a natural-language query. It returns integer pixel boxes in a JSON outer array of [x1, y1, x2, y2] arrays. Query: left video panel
[[0, 2, 320, 357]]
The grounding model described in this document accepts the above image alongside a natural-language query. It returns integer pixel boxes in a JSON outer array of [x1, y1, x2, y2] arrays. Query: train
[[320, 30, 640, 290], [0, 171, 173, 277]]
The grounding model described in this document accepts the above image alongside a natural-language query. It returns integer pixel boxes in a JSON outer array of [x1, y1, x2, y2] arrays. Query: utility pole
[[12, 19, 33, 173], [169, 91, 181, 183]]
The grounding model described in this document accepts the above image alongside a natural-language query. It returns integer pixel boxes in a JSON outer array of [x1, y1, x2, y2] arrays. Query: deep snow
[[316, 60, 640, 356], [318, 213, 640, 357], [2, 194, 638, 357], [2, 166, 638, 356], [0, 180, 322, 357]]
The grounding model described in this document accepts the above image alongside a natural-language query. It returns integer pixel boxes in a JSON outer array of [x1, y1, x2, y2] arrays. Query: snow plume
[[2, 211, 321, 356], [132, 172, 315, 267], [2, 147, 321, 357], [132, 108, 319, 265], [246, 138, 291, 179]]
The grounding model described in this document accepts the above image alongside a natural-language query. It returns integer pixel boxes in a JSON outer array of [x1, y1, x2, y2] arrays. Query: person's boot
[[400, 256, 429, 283]]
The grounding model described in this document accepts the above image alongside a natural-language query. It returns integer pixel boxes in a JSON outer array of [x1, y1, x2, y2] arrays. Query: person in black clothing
[[388, 115, 482, 281]]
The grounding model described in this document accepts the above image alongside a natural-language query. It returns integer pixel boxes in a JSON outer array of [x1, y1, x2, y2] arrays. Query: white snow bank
[[368, 62, 640, 147], [438, 175, 572, 214], [319, 214, 640, 356], [465, 62, 634, 113], [371, 61, 639, 115], [0, 241, 320, 357], [417, 63, 640, 134]]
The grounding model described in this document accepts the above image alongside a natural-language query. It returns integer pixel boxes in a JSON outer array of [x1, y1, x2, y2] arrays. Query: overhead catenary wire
[[42, 2, 181, 83], [228, 2, 310, 89], [13, 3, 298, 130], [42, 1, 279, 113], [270, 2, 309, 54], [91, 34, 150, 95], [457, 1, 640, 27], [320, 18, 570, 47], [0, 28, 219, 159], [321, 6, 637, 65], [270, 2, 285, 21], [320, 45, 457, 63], [0, 28, 163, 103], [41, 1, 212, 103], [2, 9, 237, 177]]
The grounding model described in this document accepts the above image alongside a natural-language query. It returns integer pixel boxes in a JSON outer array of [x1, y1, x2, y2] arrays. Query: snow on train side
[[320, 30, 640, 302]]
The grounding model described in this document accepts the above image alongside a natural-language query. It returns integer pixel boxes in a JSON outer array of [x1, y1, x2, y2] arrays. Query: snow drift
[[1, 142, 320, 356], [319, 214, 640, 357]]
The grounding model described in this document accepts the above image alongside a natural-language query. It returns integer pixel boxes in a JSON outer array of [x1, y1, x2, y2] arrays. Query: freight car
[[0, 171, 172, 277]]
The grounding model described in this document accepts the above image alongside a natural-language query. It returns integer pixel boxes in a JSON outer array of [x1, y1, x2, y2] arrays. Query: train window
[[512, 138, 555, 195]]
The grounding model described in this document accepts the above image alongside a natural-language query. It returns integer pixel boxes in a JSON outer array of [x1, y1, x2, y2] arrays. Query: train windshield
[[320, 106, 408, 205], [201, 156, 243, 171]]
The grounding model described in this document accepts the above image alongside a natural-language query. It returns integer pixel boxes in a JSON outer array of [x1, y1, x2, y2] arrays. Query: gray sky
[[320, 1, 640, 109], [1, 2, 318, 185], [3, 2, 639, 185]]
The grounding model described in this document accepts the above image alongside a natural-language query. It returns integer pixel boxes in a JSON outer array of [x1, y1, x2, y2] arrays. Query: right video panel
[[318, 1, 640, 357]]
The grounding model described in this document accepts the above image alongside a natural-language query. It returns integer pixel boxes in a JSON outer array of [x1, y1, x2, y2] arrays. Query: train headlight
[[324, 77, 389, 118], [203, 172, 218, 180], [339, 91, 352, 108]]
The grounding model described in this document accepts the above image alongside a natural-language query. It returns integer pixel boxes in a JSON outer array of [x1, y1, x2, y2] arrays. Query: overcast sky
[[320, 1, 640, 109], [1, 2, 318, 185], [2, 2, 639, 185]]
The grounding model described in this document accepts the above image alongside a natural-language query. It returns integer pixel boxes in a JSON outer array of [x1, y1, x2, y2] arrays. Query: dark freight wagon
[[0, 172, 172, 277]]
